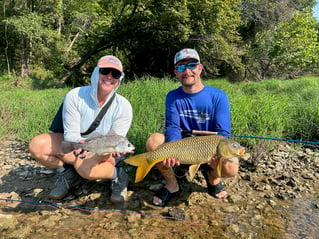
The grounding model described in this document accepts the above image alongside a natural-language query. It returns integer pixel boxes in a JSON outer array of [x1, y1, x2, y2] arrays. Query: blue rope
[[232, 134, 319, 145]]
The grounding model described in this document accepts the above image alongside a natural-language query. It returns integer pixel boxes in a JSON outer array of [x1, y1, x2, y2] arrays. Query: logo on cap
[[108, 58, 120, 66], [174, 48, 200, 64]]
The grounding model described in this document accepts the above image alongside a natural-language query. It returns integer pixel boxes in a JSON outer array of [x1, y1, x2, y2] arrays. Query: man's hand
[[207, 157, 219, 168], [161, 158, 181, 168]]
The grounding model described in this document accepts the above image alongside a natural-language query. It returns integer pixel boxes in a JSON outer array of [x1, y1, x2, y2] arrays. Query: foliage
[[238, 0, 318, 81], [0, 75, 318, 154], [0, 0, 318, 83], [270, 10, 319, 78]]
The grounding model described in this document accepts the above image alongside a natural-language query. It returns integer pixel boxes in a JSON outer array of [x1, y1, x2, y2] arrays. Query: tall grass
[[0, 75, 318, 153], [118, 77, 179, 152]]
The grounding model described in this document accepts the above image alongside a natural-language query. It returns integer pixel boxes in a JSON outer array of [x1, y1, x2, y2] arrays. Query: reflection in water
[[221, 195, 319, 239], [287, 197, 319, 239]]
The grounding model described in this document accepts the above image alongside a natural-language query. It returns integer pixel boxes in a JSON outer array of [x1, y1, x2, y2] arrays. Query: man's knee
[[146, 133, 165, 151], [222, 157, 240, 177]]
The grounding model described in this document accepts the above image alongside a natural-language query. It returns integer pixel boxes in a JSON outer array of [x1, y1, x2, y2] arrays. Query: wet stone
[[0, 140, 319, 238], [168, 207, 186, 220]]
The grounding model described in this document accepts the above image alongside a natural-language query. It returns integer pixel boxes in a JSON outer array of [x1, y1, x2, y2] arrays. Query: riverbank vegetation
[[1, 76, 318, 153]]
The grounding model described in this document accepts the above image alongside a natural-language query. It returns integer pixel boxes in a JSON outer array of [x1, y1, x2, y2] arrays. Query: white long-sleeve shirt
[[62, 66, 132, 142]]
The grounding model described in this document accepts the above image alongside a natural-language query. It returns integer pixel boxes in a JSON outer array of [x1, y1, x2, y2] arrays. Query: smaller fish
[[61, 131, 135, 155]]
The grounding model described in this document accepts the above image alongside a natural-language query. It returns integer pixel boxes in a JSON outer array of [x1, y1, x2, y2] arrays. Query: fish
[[61, 131, 135, 155], [124, 135, 246, 183]]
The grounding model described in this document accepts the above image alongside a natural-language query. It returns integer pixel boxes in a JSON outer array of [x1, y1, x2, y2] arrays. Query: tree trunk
[[20, 37, 31, 77], [60, 38, 113, 84]]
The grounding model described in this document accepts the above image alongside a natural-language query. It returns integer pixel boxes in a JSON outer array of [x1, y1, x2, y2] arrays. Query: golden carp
[[125, 135, 246, 183]]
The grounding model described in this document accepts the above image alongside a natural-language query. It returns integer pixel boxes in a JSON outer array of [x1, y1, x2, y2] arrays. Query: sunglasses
[[99, 68, 122, 79], [176, 62, 199, 73]]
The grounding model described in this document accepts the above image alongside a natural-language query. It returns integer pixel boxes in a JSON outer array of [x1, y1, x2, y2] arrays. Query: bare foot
[[214, 189, 227, 199], [209, 177, 227, 199]]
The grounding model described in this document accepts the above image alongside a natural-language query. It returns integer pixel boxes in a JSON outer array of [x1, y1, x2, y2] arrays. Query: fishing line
[[232, 134, 319, 145]]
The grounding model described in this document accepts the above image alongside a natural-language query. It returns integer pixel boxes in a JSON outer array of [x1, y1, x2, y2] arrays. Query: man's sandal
[[153, 187, 181, 207], [207, 181, 227, 198]]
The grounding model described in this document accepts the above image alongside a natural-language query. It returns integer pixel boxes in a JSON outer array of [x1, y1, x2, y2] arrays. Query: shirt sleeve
[[212, 92, 231, 138], [63, 88, 82, 142], [111, 97, 133, 137], [164, 92, 182, 142]]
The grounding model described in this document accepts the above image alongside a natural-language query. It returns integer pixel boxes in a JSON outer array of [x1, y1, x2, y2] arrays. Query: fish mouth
[[239, 148, 246, 157]]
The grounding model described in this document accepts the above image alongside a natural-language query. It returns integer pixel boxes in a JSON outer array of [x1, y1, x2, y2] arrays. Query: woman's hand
[[73, 141, 88, 159]]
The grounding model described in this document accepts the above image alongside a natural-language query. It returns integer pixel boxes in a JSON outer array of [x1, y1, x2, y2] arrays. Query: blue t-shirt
[[164, 85, 231, 142]]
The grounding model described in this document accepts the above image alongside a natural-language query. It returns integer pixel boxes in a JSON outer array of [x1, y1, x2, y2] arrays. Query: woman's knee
[[29, 134, 48, 157], [29, 133, 63, 160]]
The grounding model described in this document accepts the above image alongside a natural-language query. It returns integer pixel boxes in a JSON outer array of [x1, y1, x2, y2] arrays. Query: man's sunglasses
[[176, 62, 199, 73], [99, 68, 122, 79]]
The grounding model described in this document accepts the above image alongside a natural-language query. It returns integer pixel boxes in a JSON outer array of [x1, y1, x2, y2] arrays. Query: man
[[146, 48, 239, 206], [29, 55, 133, 203]]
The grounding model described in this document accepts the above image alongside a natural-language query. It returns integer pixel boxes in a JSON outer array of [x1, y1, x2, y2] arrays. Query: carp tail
[[124, 153, 161, 183]]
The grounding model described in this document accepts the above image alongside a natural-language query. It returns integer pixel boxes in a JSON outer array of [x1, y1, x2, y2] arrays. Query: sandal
[[207, 181, 227, 198], [153, 187, 181, 207], [201, 164, 227, 198]]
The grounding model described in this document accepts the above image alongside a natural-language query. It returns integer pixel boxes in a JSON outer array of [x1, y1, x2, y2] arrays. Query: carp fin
[[188, 163, 202, 181], [217, 158, 223, 177], [86, 152, 96, 158], [125, 153, 163, 183]]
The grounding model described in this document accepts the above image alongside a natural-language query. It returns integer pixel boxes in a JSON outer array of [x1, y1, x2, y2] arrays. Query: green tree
[[270, 9, 319, 78], [238, 0, 317, 80], [5, 12, 60, 77], [61, 0, 243, 82], [1, 0, 100, 81], [1, 0, 318, 84]]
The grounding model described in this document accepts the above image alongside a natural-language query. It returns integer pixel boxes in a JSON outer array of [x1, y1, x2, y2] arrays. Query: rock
[[0, 140, 319, 238], [168, 207, 186, 220]]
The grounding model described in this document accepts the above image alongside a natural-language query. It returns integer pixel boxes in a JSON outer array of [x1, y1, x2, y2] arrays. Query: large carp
[[125, 135, 246, 183]]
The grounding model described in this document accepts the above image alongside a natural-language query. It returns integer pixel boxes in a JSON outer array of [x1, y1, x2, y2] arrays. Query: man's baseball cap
[[98, 55, 123, 72], [174, 48, 200, 65]]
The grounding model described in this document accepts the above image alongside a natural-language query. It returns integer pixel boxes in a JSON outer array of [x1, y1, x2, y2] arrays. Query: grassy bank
[[0, 75, 318, 153]]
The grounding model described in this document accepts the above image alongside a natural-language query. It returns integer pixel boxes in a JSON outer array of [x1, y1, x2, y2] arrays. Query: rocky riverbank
[[0, 140, 319, 238]]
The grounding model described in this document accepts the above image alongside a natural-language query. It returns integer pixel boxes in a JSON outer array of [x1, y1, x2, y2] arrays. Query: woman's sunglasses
[[176, 62, 199, 73], [99, 68, 122, 79]]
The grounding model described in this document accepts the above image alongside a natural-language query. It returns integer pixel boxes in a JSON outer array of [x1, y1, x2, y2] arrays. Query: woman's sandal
[[207, 181, 227, 198], [153, 187, 181, 207]]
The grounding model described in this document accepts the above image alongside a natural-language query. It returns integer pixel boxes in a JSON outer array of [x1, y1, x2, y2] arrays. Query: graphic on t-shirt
[[180, 110, 211, 123]]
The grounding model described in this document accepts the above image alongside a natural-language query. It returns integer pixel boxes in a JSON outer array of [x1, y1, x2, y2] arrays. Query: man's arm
[[164, 93, 182, 142], [211, 92, 231, 138]]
